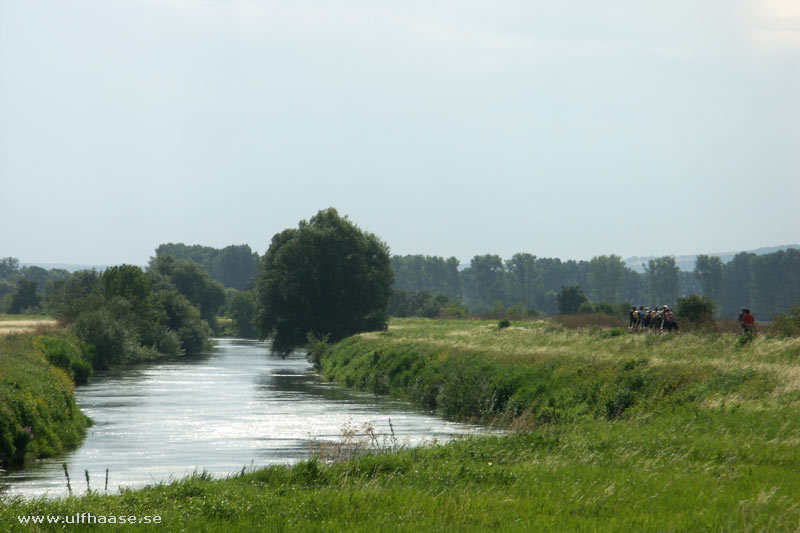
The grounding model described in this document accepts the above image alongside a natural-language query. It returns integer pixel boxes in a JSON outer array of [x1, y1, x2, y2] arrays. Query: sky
[[1, 0, 798, 266]]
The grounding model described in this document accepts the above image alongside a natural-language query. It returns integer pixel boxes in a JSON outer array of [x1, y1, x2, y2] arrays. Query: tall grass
[[320, 318, 799, 425], [3, 318, 800, 530]]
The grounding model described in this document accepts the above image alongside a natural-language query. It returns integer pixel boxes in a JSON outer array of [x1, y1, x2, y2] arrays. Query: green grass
[[0, 332, 90, 467], [3, 318, 800, 531]]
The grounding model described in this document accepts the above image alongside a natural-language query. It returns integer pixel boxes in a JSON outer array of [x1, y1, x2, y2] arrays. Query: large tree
[[693, 255, 724, 314], [148, 255, 226, 327], [254, 208, 394, 355], [588, 254, 626, 303], [644, 256, 680, 306], [556, 285, 588, 315], [9, 279, 40, 314]]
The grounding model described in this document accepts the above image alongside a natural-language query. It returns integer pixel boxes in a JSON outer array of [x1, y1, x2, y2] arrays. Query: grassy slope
[[3, 318, 800, 531], [0, 332, 90, 467]]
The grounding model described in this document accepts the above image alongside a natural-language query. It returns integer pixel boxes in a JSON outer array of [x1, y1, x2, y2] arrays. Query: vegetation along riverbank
[[1, 258, 227, 468], [4, 317, 800, 530], [0, 332, 90, 468]]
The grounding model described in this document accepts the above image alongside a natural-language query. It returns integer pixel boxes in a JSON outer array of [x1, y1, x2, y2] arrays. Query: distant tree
[[19, 265, 50, 291], [0, 280, 16, 300], [391, 255, 462, 300], [506, 253, 541, 309], [722, 252, 753, 317], [620, 269, 645, 304], [389, 290, 451, 318], [228, 290, 258, 338], [693, 255, 724, 314], [254, 208, 394, 355], [462, 255, 507, 312], [541, 290, 559, 315], [9, 279, 41, 314], [644, 256, 680, 306], [588, 254, 626, 302], [152, 289, 211, 355], [49, 270, 102, 323], [101, 265, 151, 307], [213, 245, 260, 290], [0, 257, 19, 279], [149, 255, 225, 328], [750, 249, 800, 317], [537, 257, 566, 294], [152, 243, 259, 290], [556, 285, 588, 315]]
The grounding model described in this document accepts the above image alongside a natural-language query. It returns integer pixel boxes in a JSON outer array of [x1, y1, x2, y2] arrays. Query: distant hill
[[625, 244, 800, 273], [19, 263, 133, 273]]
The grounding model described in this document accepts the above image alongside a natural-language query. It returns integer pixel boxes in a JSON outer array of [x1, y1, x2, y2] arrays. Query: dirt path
[[0, 318, 58, 336]]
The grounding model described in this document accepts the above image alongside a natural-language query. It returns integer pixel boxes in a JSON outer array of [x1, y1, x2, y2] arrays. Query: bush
[[771, 304, 800, 337], [440, 302, 468, 318], [677, 294, 715, 325], [73, 310, 134, 369], [1, 335, 90, 467], [557, 286, 588, 315], [498, 319, 511, 329], [178, 320, 211, 356], [306, 333, 331, 370], [594, 301, 632, 320], [36, 336, 93, 385]]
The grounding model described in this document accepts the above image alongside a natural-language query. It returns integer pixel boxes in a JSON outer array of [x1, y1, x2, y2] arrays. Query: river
[[0, 339, 479, 498]]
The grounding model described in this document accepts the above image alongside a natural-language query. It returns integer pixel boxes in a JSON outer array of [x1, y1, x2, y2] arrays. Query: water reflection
[[1, 339, 480, 499]]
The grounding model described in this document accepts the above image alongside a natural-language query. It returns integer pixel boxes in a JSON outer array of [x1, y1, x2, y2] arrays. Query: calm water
[[1, 339, 479, 498]]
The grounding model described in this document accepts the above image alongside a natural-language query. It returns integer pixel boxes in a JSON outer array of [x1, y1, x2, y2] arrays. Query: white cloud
[[745, 0, 800, 51]]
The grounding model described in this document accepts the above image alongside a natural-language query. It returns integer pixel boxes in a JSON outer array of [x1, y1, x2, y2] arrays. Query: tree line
[[151, 243, 259, 291], [392, 249, 800, 319], [2, 227, 797, 354]]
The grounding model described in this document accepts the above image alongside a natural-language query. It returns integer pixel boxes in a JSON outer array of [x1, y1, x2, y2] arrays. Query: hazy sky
[[1, 0, 798, 266]]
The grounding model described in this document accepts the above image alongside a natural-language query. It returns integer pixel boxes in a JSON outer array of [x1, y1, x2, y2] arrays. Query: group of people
[[627, 305, 757, 336], [628, 305, 678, 333]]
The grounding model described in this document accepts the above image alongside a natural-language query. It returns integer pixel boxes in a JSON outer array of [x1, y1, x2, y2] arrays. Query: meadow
[[3, 317, 800, 531]]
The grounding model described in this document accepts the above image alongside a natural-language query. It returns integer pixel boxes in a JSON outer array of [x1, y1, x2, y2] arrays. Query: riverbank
[[0, 332, 90, 468], [3, 318, 800, 530]]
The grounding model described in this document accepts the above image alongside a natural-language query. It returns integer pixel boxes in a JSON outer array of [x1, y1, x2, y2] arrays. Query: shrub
[[771, 305, 800, 337], [154, 328, 182, 357], [677, 294, 715, 325], [73, 310, 133, 369], [601, 327, 627, 338], [440, 302, 468, 318], [178, 320, 211, 356], [594, 301, 632, 319], [306, 333, 331, 370], [736, 332, 755, 348], [557, 286, 588, 315], [505, 302, 531, 320], [498, 319, 511, 330], [37, 336, 93, 385]]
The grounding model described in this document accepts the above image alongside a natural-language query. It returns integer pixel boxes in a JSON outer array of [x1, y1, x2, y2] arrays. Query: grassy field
[[0, 315, 58, 337], [3, 318, 800, 531]]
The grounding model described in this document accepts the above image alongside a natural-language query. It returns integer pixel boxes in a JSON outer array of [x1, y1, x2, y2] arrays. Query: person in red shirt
[[740, 308, 756, 335]]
